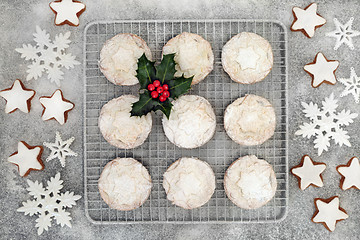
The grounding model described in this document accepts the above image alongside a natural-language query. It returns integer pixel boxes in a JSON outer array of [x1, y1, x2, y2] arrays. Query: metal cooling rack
[[83, 19, 288, 224]]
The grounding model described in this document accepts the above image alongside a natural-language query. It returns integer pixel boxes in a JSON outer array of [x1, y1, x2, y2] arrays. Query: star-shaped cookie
[[291, 155, 326, 190], [290, 3, 326, 38], [39, 89, 74, 125], [8, 141, 44, 177], [50, 0, 86, 27], [304, 52, 339, 88], [312, 196, 348, 232], [337, 157, 360, 190], [0, 79, 35, 113]]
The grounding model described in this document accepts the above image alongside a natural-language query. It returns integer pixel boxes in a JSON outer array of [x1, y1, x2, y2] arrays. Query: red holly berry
[[159, 95, 166, 102], [163, 84, 169, 91], [151, 91, 159, 98], [162, 91, 170, 98], [153, 80, 160, 87], [157, 86, 164, 93], [147, 84, 155, 91]]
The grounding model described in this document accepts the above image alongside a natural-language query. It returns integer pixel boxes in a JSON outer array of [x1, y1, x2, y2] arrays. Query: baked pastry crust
[[99, 33, 152, 86], [224, 94, 276, 146], [222, 32, 273, 84], [163, 157, 215, 209], [99, 95, 152, 149], [162, 32, 214, 85], [162, 95, 216, 149], [98, 157, 152, 211], [224, 155, 277, 209]]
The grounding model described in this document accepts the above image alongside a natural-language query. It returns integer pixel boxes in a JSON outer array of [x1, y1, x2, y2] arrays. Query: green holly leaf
[[130, 91, 157, 117], [154, 99, 173, 119], [166, 75, 193, 99], [156, 54, 176, 84], [136, 54, 156, 90]]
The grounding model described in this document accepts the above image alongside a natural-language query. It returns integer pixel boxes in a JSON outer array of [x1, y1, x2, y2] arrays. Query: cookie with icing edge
[[8, 141, 44, 177], [312, 196, 348, 232], [303, 52, 339, 88], [0, 79, 35, 114], [39, 89, 74, 125], [291, 155, 326, 190], [49, 0, 86, 27], [336, 157, 360, 190], [290, 3, 326, 38]]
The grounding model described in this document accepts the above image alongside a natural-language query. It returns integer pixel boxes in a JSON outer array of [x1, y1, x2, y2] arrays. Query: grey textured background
[[1, 0, 360, 239]]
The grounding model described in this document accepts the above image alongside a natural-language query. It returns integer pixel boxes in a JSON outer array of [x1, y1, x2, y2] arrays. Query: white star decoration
[[339, 67, 360, 103], [0, 79, 35, 113], [337, 157, 360, 190], [8, 141, 44, 177], [44, 132, 77, 167], [50, 0, 86, 26], [304, 52, 339, 88], [326, 17, 360, 50], [291, 155, 326, 190], [39, 90, 74, 125], [312, 196, 348, 232], [291, 3, 326, 38]]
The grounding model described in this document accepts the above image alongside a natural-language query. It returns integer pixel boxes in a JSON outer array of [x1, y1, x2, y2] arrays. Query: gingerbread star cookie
[[290, 3, 326, 38], [49, 0, 86, 27], [304, 52, 339, 88], [39, 89, 74, 125], [0, 79, 35, 113], [291, 155, 326, 190], [8, 141, 44, 177], [312, 196, 348, 232], [337, 157, 360, 190]]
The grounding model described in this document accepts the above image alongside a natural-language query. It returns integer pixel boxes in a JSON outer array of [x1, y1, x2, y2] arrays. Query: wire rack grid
[[83, 19, 288, 224]]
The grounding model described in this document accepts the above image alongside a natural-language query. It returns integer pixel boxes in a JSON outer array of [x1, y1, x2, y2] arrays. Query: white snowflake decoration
[[295, 93, 358, 156], [326, 17, 360, 50], [17, 173, 81, 235], [44, 131, 77, 167], [15, 26, 80, 86], [339, 67, 360, 103]]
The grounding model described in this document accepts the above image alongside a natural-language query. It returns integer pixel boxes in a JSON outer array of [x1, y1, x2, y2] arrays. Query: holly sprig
[[130, 54, 193, 119]]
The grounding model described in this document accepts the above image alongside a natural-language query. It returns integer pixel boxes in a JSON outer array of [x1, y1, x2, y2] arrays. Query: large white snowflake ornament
[[295, 93, 358, 156], [17, 173, 81, 235], [15, 26, 80, 86], [44, 131, 77, 167], [326, 17, 360, 50], [339, 67, 360, 103]]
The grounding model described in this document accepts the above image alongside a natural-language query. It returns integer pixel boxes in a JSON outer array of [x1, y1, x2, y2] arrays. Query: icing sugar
[[162, 95, 216, 149]]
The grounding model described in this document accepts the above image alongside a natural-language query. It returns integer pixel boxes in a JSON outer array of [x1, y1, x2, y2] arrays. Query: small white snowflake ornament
[[17, 173, 81, 235], [50, 0, 86, 27], [295, 93, 358, 156], [326, 17, 360, 50], [339, 67, 360, 103], [15, 26, 80, 86], [44, 131, 77, 167]]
